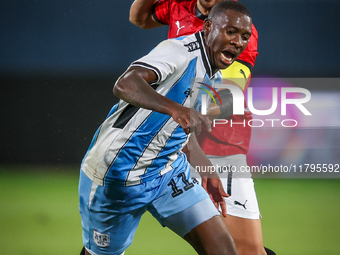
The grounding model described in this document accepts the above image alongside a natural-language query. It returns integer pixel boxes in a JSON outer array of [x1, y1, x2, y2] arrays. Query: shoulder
[[133, 33, 202, 67], [131, 35, 200, 83], [158, 33, 199, 54], [155, 37, 188, 54]]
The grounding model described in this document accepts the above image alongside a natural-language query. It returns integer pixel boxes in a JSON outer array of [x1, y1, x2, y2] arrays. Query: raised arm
[[114, 66, 211, 135], [129, 0, 163, 29]]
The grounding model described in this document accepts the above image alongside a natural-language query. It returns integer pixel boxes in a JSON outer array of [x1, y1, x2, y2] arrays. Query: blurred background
[[1, 0, 340, 254], [1, 0, 340, 165]]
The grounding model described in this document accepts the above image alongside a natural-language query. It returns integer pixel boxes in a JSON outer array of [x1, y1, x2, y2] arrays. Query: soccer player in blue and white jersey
[[79, 2, 252, 254]]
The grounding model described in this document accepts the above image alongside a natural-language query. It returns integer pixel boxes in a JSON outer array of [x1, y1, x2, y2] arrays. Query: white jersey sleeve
[[131, 39, 190, 84]]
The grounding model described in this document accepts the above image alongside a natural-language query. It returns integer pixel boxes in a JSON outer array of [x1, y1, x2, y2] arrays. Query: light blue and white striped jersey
[[81, 32, 222, 186]]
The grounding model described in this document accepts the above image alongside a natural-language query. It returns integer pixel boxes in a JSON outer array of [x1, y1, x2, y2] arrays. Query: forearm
[[114, 68, 181, 116], [129, 0, 161, 29], [185, 134, 229, 215], [185, 134, 218, 179], [114, 66, 210, 135]]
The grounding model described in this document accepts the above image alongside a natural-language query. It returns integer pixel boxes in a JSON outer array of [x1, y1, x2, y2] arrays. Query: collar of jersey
[[195, 31, 215, 78]]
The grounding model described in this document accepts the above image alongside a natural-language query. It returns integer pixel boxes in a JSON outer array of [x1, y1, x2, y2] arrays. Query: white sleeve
[[131, 39, 189, 84]]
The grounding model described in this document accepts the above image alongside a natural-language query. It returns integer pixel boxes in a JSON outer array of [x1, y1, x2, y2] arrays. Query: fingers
[[220, 188, 230, 198], [190, 110, 211, 134], [201, 177, 208, 191], [190, 119, 201, 135], [202, 178, 228, 217], [220, 200, 227, 218], [214, 192, 227, 217], [217, 184, 228, 217], [173, 106, 212, 135], [201, 178, 221, 213], [189, 109, 202, 135], [212, 191, 227, 217], [178, 116, 203, 135], [201, 115, 212, 132], [176, 117, 190, 135]]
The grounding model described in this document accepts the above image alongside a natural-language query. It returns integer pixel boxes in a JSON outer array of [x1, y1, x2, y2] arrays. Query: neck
[[202, 33, 219, 76]]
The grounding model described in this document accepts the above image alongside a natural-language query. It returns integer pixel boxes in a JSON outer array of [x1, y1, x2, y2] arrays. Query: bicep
[[129, 0, 167, 29], [132, 12, 165, 29], [113, 66, 158, 98], [127, 66, 159, 84]]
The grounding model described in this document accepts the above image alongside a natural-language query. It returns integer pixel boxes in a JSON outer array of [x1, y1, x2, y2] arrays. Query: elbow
[[129, 16, 149, 29], [113, 83, 126, 100], [129, 15, 139, 26], [113, 81, 120, 98], [113, 75, 127, 99], [128, 11, 146, 28], [113, 70, 136, 100]]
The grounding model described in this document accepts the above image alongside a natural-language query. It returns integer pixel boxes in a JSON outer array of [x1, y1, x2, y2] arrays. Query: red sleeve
[[152, 0, 172, 25], [237, 24, 259, 66]]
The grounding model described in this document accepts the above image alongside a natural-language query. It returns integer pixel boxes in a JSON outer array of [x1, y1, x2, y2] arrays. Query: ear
[[203, 18, 212, 35]]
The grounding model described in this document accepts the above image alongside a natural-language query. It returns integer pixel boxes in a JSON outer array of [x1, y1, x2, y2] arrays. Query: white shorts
[[192, 154, 261, 220]]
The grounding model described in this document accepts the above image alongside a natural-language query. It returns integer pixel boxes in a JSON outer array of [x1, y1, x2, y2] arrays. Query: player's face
[[203, 9, 252, 72], [198, 0, 225, 13]]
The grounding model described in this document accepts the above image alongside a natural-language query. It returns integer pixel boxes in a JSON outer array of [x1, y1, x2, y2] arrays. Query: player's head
[[208, 0, 252, 19], [203, 1, 252, 73]]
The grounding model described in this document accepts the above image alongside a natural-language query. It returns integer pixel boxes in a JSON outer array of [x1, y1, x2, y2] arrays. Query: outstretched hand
[[201, 175, 229, 217]]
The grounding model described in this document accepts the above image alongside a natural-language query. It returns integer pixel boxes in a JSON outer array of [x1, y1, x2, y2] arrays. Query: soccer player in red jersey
[[130, 1, 275, 255]]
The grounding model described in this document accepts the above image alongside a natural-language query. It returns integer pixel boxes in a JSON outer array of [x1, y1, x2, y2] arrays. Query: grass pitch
[[0, 166, 339, 255]]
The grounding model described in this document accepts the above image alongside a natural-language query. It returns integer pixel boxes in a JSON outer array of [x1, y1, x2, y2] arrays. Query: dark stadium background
[[1, 0, 339, 165], [1, 1, 340, 254]]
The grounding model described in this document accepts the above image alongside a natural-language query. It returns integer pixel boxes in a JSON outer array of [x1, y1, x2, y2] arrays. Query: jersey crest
[[184, 41, 200, 52], [93, 230, 110, 248]]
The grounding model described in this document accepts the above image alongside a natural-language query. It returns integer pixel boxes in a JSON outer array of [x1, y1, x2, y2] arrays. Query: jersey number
[[168, 172, 197, 198]]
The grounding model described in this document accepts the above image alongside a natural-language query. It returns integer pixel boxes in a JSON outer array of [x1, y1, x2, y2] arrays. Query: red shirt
[[153, 0, 258, 66], [153, 0, 259, 155]]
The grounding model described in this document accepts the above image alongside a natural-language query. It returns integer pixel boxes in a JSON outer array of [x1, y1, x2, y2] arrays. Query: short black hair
[[208, 1, 252, 20]]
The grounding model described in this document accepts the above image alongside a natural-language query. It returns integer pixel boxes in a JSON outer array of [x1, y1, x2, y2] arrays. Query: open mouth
[[221, 50, 236, 66]]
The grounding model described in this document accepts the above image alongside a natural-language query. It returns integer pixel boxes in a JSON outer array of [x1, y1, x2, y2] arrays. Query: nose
[[230, 34, 243, 48]]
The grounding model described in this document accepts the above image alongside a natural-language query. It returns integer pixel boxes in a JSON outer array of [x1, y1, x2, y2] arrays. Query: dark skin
[[129, 0, 252, 212], [114, 65, 232, 215], [113, 8, 251, 204], [84, 9, 251, 255], [184, 9, 252, 212], [197, 0, 224, 16], [203, 9, 252, 74], [198, 9, 251, 121], [113, 65, 229, 212], [82, 68, 230, 255], [113, 66, 211, 135]]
